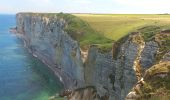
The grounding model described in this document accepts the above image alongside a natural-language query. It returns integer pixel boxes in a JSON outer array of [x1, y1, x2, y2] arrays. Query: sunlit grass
[[74, 14, 170, 41]]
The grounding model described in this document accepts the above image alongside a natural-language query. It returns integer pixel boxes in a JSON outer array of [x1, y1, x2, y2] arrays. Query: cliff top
[[17, 13, 170, 52], [17, 12, 113, 51]]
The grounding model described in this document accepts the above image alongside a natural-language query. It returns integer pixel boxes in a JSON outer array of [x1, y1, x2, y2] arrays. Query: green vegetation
[[22, 13, 113, 50], [25, 13, 170, 51], [155, 33, 170, 61], [74, 14, 170, 41], [133, 26, 170, 62], [138, 26, 161, 41], [144, 62, 170, 78], [95, 43, 113, 53], [136, 25, 170, 62], [56, 13, 170, 52], [56, 13, 113, 48], [57, 13, 170, 51], [140, 62, 170, 99]]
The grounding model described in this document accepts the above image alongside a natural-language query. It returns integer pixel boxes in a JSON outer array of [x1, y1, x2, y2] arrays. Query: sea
[[0, 15, 63, 100]]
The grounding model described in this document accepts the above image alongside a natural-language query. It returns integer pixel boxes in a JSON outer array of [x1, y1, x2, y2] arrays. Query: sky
[[0, 0, 170, 14]]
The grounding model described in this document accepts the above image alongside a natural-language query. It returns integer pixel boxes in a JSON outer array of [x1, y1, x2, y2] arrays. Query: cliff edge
[[16, 13, 170, 100]]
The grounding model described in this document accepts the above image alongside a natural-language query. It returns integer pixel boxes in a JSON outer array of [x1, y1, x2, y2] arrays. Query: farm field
[[74, 14, 170, 41]]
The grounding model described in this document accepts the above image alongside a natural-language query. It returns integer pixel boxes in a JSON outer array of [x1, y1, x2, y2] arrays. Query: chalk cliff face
[[16, 13, 84, 89], [84, 46, 115, 99], [16, 13, 170, 100]]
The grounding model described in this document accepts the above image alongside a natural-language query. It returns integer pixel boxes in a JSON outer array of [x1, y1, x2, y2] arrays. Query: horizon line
[[0, 12, 169, 15]]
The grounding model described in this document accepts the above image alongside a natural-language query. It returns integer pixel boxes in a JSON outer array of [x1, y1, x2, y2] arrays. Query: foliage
[[56, 13, 113, 49], [138, 26, 161, 41], [155, 33, 170, 61], [140, 62, 170, 99]]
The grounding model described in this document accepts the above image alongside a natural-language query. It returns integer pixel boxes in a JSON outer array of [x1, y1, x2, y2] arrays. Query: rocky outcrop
[[113, 34, 139, 100], [140, 41, 158, 69], [16, 13, 170, 100], [84, 45, 115, 99], [126, 31, 170, 100], [161, 51, 170, 62], [126, 61, 170, 100], [16, 13, 84, 89]]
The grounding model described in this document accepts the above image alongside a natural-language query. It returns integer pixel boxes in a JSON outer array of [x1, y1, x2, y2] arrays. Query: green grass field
[[74, 14, 170, 41]]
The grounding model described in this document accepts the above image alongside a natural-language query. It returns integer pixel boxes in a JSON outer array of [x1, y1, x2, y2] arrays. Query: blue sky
[[0, 0, 170, 14]]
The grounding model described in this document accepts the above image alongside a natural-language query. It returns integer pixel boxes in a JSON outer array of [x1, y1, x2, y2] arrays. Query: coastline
[[10, 28, 74, 94]]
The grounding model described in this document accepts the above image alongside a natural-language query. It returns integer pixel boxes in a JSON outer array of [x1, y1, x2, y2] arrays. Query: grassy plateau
[[74, 14, 170, 41]]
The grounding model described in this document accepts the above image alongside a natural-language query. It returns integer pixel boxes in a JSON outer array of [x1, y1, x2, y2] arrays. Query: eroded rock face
[[140, 41, 159, 69], [84, 46, 115, 99], [114, 37, 138, 100], [16, 13, 141, 99], [126, 61, 170, 100], [84, 34, 143, 100], [16, 13, 168, 100], [16, 13, 84, 89]]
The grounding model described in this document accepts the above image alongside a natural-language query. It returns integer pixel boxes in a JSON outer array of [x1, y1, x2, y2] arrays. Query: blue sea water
[[0, 15, 63, 100]]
